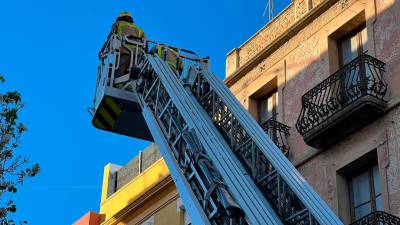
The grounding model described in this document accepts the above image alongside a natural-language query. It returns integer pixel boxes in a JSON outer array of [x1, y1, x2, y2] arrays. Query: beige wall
[[114, 179, 181, 225], [125, 198, 181, 225], [226, 0, 400, 223]]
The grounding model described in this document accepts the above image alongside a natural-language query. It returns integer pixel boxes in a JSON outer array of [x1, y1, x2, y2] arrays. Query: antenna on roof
[[263, 0, 274, 22]]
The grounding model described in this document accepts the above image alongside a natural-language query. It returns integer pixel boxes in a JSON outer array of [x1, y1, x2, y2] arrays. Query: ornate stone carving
[[237, 4, 296, 67], [230, 0, 356, 95], [340, 0, 349, 8], [295, 0, 309, 20]]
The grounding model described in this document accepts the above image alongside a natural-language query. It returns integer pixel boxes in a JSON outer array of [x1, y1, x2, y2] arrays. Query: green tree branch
[[0, 75, 40, 225]]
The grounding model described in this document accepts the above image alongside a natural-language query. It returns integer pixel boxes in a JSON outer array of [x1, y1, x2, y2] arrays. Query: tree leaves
[[2, 109, 18, 126], [0, 74, 39, 224], [1, 92, 21, 105], [26, 164, 40, 178], [16, 124, 26, 134]]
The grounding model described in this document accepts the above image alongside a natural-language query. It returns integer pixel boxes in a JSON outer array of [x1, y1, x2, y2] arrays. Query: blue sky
[[0, 0, 290, 224]]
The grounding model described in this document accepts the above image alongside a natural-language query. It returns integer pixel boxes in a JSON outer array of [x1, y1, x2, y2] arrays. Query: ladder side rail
[[136, 61, 247, 225], [145, 55, 284, 225], [199, 70, 344, 225], [186, 69, 307, 222], [142, 106, 212, 225], [196, 70, 327, 224], [190, 70, 319, 224]]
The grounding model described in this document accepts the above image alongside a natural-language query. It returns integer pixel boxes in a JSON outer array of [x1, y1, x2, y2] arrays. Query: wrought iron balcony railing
[[296, 54, 387, 148], [261, 119, 290, 156], [350, 211, 400, 225]]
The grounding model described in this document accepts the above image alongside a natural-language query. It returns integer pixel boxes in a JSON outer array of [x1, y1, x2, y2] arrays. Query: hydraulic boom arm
[[91, 35, 344, 225]]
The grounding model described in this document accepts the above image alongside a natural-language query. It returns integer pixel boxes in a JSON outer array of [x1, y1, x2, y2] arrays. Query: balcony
[[261, 119, 290, 156], [350, 211, 400, 225], [296, 54, 388, 149]]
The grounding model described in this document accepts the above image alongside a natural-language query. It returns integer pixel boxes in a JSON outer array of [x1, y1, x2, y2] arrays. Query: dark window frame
[[257, 88, 278, 124], [337, 23, 369, 99], [348, 164, 381, 222], [337, 23, 368, 67]]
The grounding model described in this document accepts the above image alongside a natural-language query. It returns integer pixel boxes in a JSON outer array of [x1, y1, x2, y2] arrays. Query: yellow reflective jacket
[[150, 45, 184, 72], [99, 21, 146, 55], [114, 21, 146, 51], [115, 21, 145, 40]]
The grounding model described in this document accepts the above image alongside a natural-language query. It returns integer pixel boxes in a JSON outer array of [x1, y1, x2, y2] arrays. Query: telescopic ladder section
[[186, 67, 344, 225], [136, 55, 282, 225], [136, 58, 248, 225], [92, 36, 345, 225]]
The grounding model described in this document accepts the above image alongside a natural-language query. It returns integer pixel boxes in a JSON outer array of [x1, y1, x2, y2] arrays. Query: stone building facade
[[226, 0, 400, 224]]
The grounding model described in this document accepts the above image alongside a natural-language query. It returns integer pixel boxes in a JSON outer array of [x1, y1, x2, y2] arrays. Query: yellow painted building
[[73, 144, 190, 225]]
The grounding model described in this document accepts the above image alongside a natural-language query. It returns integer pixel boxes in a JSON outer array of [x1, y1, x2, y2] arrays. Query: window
[[258, 88, 277, 124], [349, 164, 383, 221], [337, 25, 371, 100], [327, 11, 367, 74], [141, 216, 154, 225], [183, 211, 190, 225], [338, 26, 368, 66], [178, 198, 191, 225]]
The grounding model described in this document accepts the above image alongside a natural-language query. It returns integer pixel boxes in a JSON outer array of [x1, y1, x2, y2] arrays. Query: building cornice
[[225, 0, 339, 87]]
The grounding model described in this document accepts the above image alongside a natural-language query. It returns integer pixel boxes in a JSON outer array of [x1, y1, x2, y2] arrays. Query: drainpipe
[[372, 0, 378, 56], [282, 60, 287, 124], [383, 128, 391, 212], [138, 151, 143, 174]]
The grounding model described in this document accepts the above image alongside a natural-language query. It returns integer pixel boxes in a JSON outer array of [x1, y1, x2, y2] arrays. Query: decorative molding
[[340, 0, 349, 8], [226, 0, 366, 95], [225, 0, 342, 89], [238, 4, 296, 68], [296, 0, 309, 20]]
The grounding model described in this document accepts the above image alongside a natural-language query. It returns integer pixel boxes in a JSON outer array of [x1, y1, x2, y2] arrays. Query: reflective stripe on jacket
[[115, 21, 146, 50]]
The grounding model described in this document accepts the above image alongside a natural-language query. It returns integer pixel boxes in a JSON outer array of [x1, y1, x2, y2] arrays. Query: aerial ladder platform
[[91, 34, 345, 225]]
